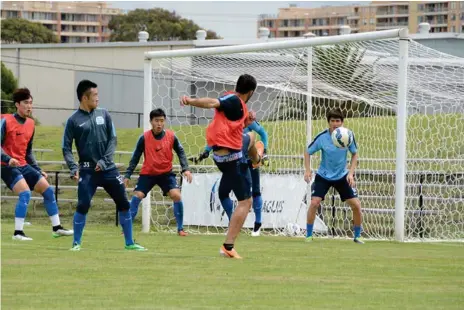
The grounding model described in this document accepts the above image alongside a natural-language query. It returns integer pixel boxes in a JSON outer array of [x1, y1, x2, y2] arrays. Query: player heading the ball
[[304, 108, 364, 244]]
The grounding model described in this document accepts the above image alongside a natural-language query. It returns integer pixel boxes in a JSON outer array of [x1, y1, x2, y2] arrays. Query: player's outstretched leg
[[129, 193, 144, 222], [306, 197, 323, 242], [346, 198, 363, 244], [34, 177, 73, 238]]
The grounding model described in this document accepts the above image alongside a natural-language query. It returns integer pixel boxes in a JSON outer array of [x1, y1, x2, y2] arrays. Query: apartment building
[[258, 1, 464, 38], [1, 1, 121, 43]]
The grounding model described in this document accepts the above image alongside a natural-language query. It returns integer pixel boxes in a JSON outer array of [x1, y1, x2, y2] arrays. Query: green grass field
[[2, 222, 464, 310]]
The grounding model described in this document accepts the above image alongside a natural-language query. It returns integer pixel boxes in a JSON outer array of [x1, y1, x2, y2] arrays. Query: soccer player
[[180, 74, 260, 259], [1, 88, 73, 240], [194, 118, 269, 236], [304, 108, 363, 244], [62, 80, 146, 251], [124, 108, 193, 236]]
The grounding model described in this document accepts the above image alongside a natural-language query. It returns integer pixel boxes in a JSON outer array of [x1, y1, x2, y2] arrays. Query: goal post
[[141, 29, 464, 241]]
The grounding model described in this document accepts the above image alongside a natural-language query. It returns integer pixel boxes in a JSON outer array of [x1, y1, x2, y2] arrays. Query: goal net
[[141, 29, 464, 241]]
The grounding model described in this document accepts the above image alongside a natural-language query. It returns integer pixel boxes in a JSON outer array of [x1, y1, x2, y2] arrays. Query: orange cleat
[[220, 245, 242, 259], [178, 230, 188, 236]]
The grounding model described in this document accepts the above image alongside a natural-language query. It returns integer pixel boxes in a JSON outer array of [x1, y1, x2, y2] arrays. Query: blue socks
[[15, 190, 31, 231], [253, 195, 263, 224], [119, 210, 133, 246], [42, 187, 58, 217], [73, 212, 87, 245], [306, 223, 314, 238], [220, 197, 233, 221], [15, 190, 31, 218], [173, 201, 184, 231], [129, 196, 142, 221], [354, 225, 362, 239]]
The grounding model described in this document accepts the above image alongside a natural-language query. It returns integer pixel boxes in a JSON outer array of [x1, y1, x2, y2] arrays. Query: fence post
[[55, 171, 59, 203]]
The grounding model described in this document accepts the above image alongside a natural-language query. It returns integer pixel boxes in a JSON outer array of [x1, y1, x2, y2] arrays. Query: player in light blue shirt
[[192, 119, 269, 236], [304, 108, 363, 244]]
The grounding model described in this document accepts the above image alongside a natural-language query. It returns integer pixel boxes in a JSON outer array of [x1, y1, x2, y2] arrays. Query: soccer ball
[[331, 127, 353, 149], [284, 223, 301, 237]]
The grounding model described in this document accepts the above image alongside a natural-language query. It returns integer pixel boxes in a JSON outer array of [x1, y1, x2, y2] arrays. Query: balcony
[[376, 22, 409, 29], [424, 7, 448, 15]]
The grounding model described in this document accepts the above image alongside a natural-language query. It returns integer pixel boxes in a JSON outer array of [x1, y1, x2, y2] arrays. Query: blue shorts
[[1, 165, 43, 190], [135, 173, 179, 196], [311, 173, 358, 202], [77, 168, 129, 212], [214, 158, 251, 201]]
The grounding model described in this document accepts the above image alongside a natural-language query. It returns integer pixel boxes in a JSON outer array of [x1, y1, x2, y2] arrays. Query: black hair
[[235, 74, 257, 94], [326, 108, 345, 122], [13, 88, 32, 104], [150, 108, 166, 120], [76, 80, 97, 102]]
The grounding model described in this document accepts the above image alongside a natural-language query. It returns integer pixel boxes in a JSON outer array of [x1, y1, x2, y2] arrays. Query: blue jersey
[[204, 120, 268, 153], [307, 129, 357, 181]]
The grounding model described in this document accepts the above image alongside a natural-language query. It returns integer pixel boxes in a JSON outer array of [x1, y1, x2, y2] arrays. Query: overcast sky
[[110, 1, 368, 39]]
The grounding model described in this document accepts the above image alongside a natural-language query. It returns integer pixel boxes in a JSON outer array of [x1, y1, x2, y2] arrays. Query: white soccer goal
[[141, 29, 464, 242]]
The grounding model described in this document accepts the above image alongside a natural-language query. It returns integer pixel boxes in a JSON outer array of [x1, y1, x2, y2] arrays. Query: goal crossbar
[[144, 29, 404, 60]]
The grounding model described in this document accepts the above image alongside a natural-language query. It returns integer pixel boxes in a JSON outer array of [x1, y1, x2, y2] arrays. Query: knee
[[19, 190, 32, 204], [309, 199, 321, 210], [348, 199, 361, 212], [133, 191, 145, 200], [41, 187, 55, 202], [76, 203, 90, 215], [169, 190, 181, 202]]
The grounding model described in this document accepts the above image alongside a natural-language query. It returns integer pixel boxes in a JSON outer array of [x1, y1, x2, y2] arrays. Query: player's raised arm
[[124, 134, 145, 180], [96, 110, 117, 171], [180, 96, 220, 109], [25, 129, 41, 172], [62, 118, 78, 177]]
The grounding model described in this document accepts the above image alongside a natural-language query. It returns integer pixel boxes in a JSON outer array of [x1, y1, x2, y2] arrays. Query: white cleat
[[12, 233, 33, 241], [52, 228, 74, 238], [251, 228, 261, 237]]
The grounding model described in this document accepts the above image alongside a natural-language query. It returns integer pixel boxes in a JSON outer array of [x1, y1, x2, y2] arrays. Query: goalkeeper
[[192, 118, 269, 237]]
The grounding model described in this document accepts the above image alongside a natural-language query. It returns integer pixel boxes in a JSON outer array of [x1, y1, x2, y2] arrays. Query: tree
[[108, 8, 221, 42], [1, 18, 59, 44], [270, 44, 395, 121], [1, 62, 18, 114]]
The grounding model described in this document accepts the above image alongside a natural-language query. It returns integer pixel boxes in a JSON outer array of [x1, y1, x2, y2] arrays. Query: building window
[[370, 18, 374, 24], [284, 31, 288, 37], [417, 4, 424, 11], [363, 19, 367, 25], [451, 2, 456, 10], [451, 26, 456, 32]]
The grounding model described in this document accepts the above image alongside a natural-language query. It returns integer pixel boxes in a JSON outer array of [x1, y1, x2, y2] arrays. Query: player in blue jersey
[[62, 80, 146, 251], [304, 108, 363, 244], [192, 116, 269, 236]]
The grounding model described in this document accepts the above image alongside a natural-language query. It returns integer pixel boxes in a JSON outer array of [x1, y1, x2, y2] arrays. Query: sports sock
[[220, 197, 233, 221], [223, 243, 234, 251], [252, 195, 263, 224], [306, 223, 314, 238], [354, 225, 362, 239], [119, 210, 133, 246], [15, 190, 31, 231], [173, 201, 184, 231], [42, 187, 61, 226], [72, 212, 86, 245], [253, 222, 262, 232], [129, 196, 142, 221]]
